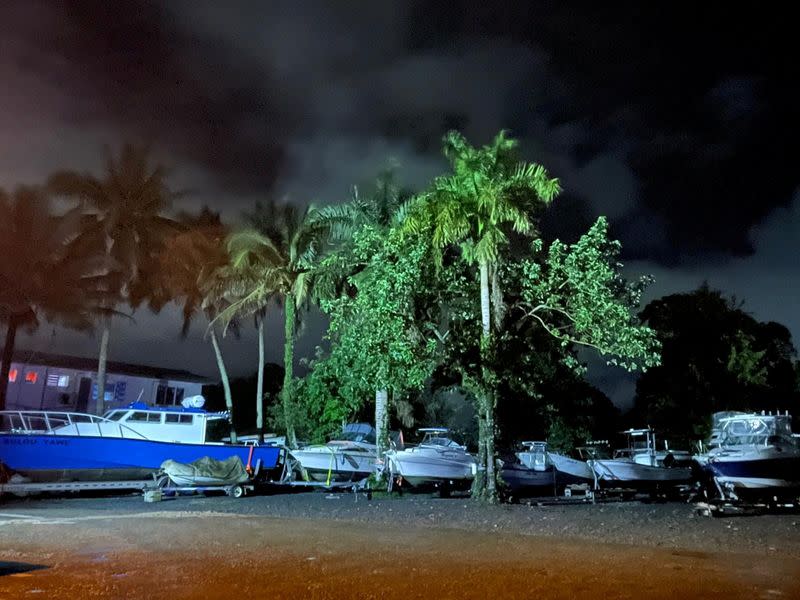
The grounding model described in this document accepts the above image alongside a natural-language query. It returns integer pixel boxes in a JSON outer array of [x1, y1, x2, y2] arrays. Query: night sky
[[2, 2, 798, 406]]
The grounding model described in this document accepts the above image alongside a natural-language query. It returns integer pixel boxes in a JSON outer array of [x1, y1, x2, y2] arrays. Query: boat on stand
[[289, 423, 393, 483], [586, 428, 692, 491], [693, 411, 800, 502], [386, 428, 477, 494], [500, 441, 595, 498], [0, 397, 284, 483]]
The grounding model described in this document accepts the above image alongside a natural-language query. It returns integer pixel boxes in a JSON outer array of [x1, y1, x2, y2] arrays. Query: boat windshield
[[102, 411, 127, 421], [422, 436, 460, 448], [337, 430, 377, 444]]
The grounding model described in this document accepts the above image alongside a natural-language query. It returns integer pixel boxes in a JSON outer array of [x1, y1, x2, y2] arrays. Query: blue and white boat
[[0, 397, 284, 482], [694, 411, 800, 501], [500, 441, 595, 498]]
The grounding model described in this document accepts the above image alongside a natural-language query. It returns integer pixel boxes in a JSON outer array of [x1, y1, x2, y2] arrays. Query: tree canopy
[[633, 285, 798, 443]]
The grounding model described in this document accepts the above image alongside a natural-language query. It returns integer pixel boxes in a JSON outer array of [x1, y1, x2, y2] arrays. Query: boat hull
[[591, 459, 691, 488], [0, 434, 283, 483], [500, 463, 591, 497], [388, 450, 476, 486], [700, 455, 800, 495], [289, 448, 376, 482], [548, 452, 595, 482]]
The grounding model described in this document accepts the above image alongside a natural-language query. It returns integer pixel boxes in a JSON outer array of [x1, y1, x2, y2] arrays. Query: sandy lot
[[1, 491, 799, 599]]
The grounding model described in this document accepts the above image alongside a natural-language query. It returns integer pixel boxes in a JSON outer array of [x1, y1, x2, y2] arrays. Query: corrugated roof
[[9, 350, 214, 384]]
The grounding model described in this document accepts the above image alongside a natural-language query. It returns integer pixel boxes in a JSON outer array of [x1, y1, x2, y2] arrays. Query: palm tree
[[213, 200, 337, 448], [0, 186, 122, 410], [403, 130, 560, 501], [146, 208, 241, 442], [48, 145, 180, 414], [315, 170, 413, 461]]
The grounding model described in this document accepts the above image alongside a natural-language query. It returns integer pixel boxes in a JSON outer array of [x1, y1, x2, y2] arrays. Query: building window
[[47, 373, 70, 388], [24, 371, 38, 384], [8, 368, 17, 383], [92, 383, 116, 403], [156, 384, 185, 406]]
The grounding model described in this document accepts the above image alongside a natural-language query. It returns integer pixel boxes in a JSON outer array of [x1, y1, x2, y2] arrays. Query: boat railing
[[0, 410, 149, 440]]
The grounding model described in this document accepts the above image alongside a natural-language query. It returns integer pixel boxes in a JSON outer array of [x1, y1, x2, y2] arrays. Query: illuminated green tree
[[402, 130, 560, 501], [515, 217, 660, 374], [310, 225, 438, 461]]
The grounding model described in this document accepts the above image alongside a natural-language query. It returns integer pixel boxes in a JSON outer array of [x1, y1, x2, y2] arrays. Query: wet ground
[[1, 491, 799, 598]]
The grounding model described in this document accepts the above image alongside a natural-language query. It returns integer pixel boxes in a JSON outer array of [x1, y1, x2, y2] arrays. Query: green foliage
[[544, 409, 592, 454], [727, 331, 768, 386], [298, 225, 439, 434], [402, 130, 560, 268], [516, 216, 661, 373]]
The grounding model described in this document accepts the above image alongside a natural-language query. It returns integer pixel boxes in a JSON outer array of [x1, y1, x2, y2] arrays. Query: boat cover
[[160, 456, 250, 486]]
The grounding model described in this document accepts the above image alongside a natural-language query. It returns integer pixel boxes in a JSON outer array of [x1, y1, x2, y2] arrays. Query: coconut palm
[[212, 200, 338, 448], [48, 144, 180, 414], [0, 186, 122, 410], [402, 130, 560, 501], [144, 208, 242, 442]]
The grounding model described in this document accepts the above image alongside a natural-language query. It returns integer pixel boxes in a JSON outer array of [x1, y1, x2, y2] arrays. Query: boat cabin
[[0, 401, 234, 445], [96, 402, 231, 444], [517, 441, 550, 471]]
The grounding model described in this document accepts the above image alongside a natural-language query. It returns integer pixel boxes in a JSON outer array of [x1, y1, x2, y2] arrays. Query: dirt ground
[[1, 492, 799, 599]]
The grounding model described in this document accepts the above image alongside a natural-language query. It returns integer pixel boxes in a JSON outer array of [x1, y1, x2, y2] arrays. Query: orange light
[[8, 368, 17, 383], [25, 371, 38, 384]]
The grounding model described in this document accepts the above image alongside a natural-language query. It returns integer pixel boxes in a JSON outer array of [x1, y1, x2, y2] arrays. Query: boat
[[289, 423, 386, 483], [587, 428, 692, 489], [386, 428, 477, 488], [0, 397, 284, 483], [694, 411, 800, 501], [501, 441, 594, 497]]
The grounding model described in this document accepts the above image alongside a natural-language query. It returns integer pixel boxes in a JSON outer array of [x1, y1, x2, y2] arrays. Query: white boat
[[694, 411, 800, 500], [289, 423, 382, 483], [588, 428, 692, 488], [386, 428, 477, 487]]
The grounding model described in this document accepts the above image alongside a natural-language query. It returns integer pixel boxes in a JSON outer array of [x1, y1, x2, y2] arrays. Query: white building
[[3, 351, 213, 414]]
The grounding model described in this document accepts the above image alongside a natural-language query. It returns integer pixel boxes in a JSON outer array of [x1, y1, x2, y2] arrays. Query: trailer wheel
[[229, 485, 245, 498]]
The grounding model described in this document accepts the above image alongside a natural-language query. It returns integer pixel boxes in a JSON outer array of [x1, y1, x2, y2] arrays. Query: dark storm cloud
[[1, 0, 295, 193], [4, 1, 798, 390]]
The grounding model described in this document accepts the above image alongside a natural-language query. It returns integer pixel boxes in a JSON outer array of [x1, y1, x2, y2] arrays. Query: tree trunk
[[210, 328, 237, 443], [256, 316, 265, 442], [476, 259, 498, 502], [0, 317, 19, 411], [479, 260, 491, 338], [282, 296, 298, 449], [484, 398, 497, 500], [95, 326, 110, 415], [375, 388, 389, 461], [490, 263, 504, 329]]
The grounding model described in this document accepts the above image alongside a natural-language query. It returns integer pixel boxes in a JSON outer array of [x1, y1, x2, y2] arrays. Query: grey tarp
[[160, 456, 250, 487]]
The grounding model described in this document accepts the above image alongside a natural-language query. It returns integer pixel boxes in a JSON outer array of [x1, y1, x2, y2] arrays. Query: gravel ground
[[2, 487, 799, 556], [1, 490, 799, 599]]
